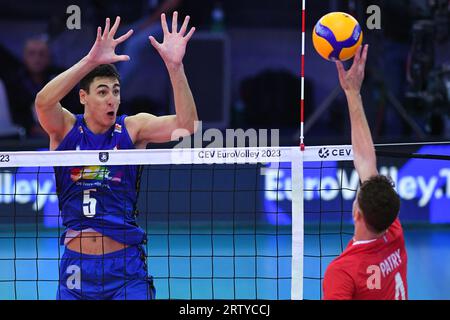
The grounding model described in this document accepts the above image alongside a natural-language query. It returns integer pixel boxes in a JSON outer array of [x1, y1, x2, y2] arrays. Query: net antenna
[[300, 0, 306, 151], [292, 0, 306, 299]]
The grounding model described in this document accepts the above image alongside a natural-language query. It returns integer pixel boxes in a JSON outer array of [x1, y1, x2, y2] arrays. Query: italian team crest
[[114, 123, 122, 133], [99, 152, 109, 163]]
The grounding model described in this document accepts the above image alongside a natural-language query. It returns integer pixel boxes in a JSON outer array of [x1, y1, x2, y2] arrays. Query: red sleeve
[[323, 262, 355, 300], [388, 217, 403, 239]]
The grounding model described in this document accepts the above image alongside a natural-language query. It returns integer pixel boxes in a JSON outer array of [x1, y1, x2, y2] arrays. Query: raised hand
[[149, 12, 196, 70], [86, 16, 134, 65], [336, 44, 368, 94]]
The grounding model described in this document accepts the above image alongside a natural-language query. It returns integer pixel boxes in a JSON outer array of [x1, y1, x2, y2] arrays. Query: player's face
[[24, 40, 50, 74], [82, 77, 121, 128]]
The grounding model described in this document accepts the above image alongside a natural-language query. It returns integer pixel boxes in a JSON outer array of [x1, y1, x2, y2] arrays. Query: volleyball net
[[0, 145, 357, 300]]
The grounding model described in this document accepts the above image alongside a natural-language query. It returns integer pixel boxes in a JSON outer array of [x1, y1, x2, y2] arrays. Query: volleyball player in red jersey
[[323, 44, 408, 300]]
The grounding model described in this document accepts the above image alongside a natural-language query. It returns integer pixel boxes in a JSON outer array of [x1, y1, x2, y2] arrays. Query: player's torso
[[53, 115, 145, 245], [341, 231, 408, 300]]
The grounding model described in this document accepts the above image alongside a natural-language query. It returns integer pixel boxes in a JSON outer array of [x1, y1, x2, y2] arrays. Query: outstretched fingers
[[102, 18, 110, 39], [96, 26, 102, 42], [161, 13, 169, 35], [351, 45, 362, 70], [335, 60, 346, 84], [115, 54, 131, 62], [179, 15, 190, 36], [109, 16, 121, 39], [149, 36, 162, 52], [360, 44, 369, 70], [172, 11, 178, 33], [184, 27, 196, 42], [115, 29, 134, 44]]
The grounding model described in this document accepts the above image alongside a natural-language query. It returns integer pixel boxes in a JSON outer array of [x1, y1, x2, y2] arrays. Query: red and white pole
[[300, 0, 306, 151]]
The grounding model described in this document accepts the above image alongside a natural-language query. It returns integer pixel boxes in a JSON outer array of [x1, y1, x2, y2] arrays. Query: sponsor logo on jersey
[[70, 166, 122, 183]]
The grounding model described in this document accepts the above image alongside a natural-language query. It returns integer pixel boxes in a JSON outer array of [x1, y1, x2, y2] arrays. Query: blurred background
[[0, 0, 447, 147], [0, 0, 449, 300]]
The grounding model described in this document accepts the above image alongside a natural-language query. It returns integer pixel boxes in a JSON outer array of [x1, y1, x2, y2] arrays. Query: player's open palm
[[336, 44, 368, 93], [149, 12, 195, 69], [87, 16, 133, 64]]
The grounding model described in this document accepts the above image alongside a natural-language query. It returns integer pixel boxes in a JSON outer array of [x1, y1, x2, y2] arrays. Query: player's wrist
[[165, 62, 184, 74], [344, 90, 361, 99], [82, 55, 100, 69]]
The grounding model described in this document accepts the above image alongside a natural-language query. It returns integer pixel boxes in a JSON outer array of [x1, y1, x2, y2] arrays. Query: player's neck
[[83, 114, 110, 135], [353, 224, 383, 242]]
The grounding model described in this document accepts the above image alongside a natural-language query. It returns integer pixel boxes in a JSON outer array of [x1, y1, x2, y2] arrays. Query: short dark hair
[[357, 175, 400, 234], [79, 64, 120, 92]]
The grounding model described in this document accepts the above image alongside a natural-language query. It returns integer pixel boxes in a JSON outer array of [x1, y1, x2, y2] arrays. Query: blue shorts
[[57, 245, 155, 300]]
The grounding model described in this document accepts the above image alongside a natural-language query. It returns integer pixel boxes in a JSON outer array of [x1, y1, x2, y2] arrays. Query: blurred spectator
[[116, 0, 182, 113], [238, 69, 306, 130], [5, 34, 81, 138], [0, 44, 22, 82], [0, 78, 24, 138], [113, 0, 214, 113], [361, 0, 421, 138]]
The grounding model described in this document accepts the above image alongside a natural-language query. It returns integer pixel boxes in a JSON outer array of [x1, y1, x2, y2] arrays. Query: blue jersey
[[54, 115, 146, 246]]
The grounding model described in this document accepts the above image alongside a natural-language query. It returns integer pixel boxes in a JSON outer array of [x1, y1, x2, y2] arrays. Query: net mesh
[[144, 162, 296, 299], [0, 146, 355, 300], [303, 160, 355, 298]]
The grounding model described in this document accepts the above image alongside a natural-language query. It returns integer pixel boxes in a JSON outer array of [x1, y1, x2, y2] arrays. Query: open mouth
[[107, 111, 115, 117]]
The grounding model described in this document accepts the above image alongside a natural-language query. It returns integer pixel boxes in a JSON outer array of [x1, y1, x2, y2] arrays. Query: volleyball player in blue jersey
[[34, 13, 198, 300]]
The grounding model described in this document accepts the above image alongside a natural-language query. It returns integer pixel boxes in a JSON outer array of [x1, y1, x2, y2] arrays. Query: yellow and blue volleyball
[[312, 12, 363, 61]]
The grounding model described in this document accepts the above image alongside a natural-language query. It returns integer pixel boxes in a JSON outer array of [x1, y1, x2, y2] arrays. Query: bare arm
[[128, 12, 198, 147], [35, 57, 95, 144], [35, 17, 133, 149], [336, 45, 378, 182]]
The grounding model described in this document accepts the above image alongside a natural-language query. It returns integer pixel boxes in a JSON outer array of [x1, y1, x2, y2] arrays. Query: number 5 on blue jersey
[[83, 189, 97, 218]]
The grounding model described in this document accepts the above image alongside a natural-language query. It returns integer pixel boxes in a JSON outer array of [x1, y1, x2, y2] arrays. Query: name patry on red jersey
[[323, 218, 408, 300]]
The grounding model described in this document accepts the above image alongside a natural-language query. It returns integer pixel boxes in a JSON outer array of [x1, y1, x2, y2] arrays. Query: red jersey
[[323, 218, 408, 300]]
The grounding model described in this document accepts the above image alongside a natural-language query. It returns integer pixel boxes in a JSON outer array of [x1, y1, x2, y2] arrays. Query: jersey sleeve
[[388, 217, 403, 239], [323, 262, 355, 300]]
